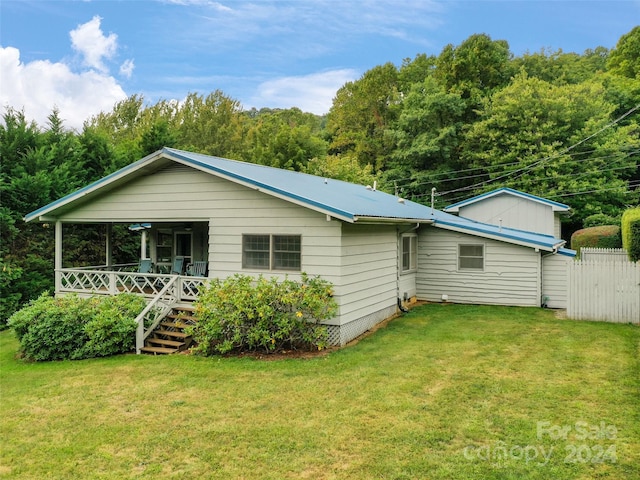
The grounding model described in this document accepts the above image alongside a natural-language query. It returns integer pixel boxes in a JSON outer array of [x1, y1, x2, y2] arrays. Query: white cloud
[[0, 46, 127, 130], [119, 58, 135, 78], [70, 16, 118, 72], [249, 69, 358, 115]]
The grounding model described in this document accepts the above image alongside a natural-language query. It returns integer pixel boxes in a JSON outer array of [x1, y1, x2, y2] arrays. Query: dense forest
[[2, 28, 639, 322]]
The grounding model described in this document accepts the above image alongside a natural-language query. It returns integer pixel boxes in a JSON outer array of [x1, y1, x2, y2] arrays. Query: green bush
[[621, 207, 640, 262], [8, 293, 145, 361], [191, 273, 337, 355], [583, 213, 620, 228], [570, 225, 622, 257]]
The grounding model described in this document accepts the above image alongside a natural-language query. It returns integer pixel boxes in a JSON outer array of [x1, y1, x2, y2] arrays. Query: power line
[[435, 103, 640, 197]]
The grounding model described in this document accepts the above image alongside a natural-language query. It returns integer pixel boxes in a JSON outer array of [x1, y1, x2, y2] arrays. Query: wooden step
[[146, 338, 185, 348], [167, 314, 197, 323], [140, 346, 179, 355], [161, 321, 193, 330], [154, 329, 190, 339]]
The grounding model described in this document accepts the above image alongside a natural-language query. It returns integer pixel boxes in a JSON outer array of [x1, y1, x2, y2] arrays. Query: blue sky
[[1, 0, 638, 130]]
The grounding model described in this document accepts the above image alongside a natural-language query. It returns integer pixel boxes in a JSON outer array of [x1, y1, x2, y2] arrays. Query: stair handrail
[[135, 276, 179, 354]]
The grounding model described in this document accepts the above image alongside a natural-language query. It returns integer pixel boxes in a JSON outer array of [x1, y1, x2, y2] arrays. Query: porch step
[[140, 305, 197, 355], [155, 329, 190, 339], [140, 346, 180, 355], [146, 338, 185, 348]]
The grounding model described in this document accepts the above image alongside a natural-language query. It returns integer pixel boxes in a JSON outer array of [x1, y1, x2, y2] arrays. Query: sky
[[1, 0, 639, 131]]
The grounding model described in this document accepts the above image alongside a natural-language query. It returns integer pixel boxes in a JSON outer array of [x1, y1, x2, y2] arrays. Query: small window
[[402, 235, 417, 272], [243, 234, 301, 271], [459, 244, 484, 270]]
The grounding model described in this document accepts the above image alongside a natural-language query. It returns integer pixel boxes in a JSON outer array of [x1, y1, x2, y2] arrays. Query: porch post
[[141, 230, 148, 259], [55, 220, 62, 294], [105, 223, 113, 267]]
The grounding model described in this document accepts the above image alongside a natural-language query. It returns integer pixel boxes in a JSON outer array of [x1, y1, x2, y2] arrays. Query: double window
[[401, 234, 417, 272], [242, 234, 301, 271], [458, 244, 484, 271]]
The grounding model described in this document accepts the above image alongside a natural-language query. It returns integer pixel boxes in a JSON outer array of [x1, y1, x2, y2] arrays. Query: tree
[[460, 73, 639, 228], [435, 33, 514, 119], [607, 26, 640, 79], [243, 108, 326, 170], [384, 77, 467, 199], [326, 63, 400, 170]]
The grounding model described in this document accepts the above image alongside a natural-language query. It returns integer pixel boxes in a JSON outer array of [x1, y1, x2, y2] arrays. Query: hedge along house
[[25, 148, 576, 348]]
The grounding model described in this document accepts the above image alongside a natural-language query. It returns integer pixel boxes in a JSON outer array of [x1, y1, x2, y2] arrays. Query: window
[[458, 244, 484, 270], [402, 235, 417, 272], [243, 235, 301, 271]]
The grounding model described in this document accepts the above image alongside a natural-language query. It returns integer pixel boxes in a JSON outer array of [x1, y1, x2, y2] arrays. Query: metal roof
[[428, 209, 574, 255], [24, 148, 575, 256], [444, 187, 570, 213]]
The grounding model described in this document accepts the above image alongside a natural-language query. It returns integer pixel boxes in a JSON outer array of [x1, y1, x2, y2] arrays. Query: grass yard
[[1, 304, 639, 479]]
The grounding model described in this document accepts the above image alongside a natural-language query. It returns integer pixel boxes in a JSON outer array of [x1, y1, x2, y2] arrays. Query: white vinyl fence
[[567, 260, 640, 324], [580, 247, 629, 263]]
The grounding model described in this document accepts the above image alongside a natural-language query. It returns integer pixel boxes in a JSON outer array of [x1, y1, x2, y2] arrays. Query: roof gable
[[25, 147, 435, 224], [443, 187, 570, 213], [24, 148, 574, 256]]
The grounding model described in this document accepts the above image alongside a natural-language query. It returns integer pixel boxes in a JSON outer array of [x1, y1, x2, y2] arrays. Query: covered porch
[[53, 220, 210, 354]]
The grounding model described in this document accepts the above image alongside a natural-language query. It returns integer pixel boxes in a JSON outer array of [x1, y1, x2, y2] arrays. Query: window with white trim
[[458, 244, 484, 271], [242, 234, 301, 271], [401, 234, 417, 272]]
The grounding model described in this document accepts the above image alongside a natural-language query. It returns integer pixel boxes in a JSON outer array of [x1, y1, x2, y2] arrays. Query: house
[[25, 148, 576, 348], [443, 187, 570, 238]]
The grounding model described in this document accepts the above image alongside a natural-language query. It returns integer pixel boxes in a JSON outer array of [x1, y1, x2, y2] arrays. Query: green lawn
[[1, 304, 638, 479]]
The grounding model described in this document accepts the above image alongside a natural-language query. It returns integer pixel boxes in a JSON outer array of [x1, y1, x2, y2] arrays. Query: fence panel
[[567, 260, 640, 324], [580, 247, 629, 263]]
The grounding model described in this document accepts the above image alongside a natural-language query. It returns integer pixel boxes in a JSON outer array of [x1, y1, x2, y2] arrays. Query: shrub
[[570, 225, 622, 257], [8, 293, 145, 361], [621, 207, 640, 262], [191, 273, 337, 355], [583, 213, 620, 228]]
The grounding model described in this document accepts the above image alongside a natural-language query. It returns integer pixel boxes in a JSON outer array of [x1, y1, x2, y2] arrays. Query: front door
[[175, 231, 193, 269]]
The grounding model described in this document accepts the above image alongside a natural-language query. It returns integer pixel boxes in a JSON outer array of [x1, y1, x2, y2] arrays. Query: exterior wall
[[56, 163, 404, 344], [542, 253, 570, 309], [458, 195, 555, 236], [417, 227, 541, 306], [554, 214, 562, 239]]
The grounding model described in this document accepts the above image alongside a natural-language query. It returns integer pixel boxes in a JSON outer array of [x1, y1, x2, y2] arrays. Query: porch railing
[[56, 268, 207, 302], [135, 276, 179, 354]]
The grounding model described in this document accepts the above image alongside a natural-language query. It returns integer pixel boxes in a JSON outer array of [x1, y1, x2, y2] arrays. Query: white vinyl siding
[[542, 253, 570, 309], [417, 227, 540, 306], [458, 195, 555, 237], [338, 223, 398, 325]]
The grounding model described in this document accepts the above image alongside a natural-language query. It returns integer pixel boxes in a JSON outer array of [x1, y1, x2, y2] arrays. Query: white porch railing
[[57, 268, 206, 302], [56, 267, 208, 355]]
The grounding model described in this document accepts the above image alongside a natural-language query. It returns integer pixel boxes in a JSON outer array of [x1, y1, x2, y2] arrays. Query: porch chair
[[186, 261, 208, 277], [138, 258, 153, 273], [171, 256, 185, 275], [135, 258, 154, 288]]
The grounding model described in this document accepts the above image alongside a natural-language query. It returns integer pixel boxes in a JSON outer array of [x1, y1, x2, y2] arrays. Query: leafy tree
[[303, 154, 376, 186], [384, 77, 467, 199], [435, 33, 514, 119], [243, 108, 327, 170], [460, 73, 638, 228], [513, 48, 609, 85], [607, 26, 640, 79], [326, 63, 400, 170], [175, 91, 246, 158]]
